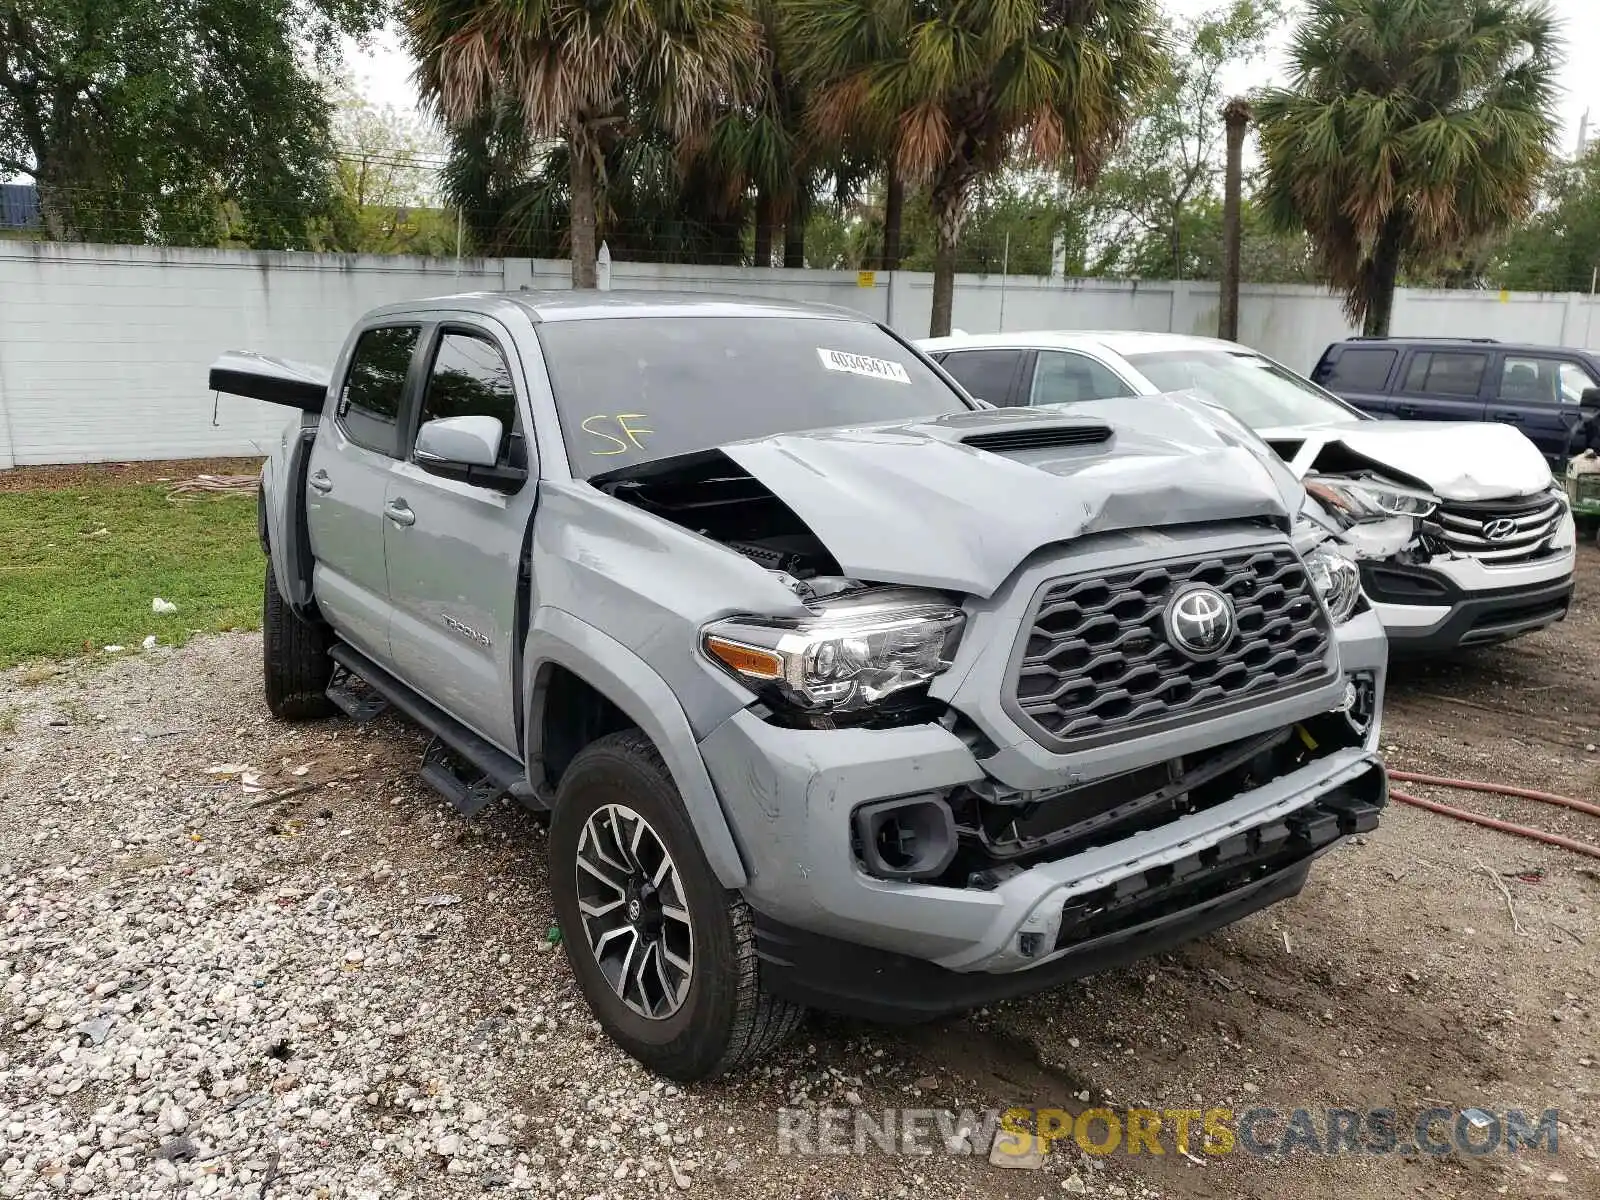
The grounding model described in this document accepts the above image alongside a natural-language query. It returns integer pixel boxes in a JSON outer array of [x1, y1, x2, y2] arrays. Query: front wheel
[[548, 730, 804, 1080], [262, 559, 335, 720]]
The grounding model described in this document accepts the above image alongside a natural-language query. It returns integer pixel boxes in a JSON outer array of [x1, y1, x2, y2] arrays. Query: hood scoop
[[961, 423, 1113, 454]]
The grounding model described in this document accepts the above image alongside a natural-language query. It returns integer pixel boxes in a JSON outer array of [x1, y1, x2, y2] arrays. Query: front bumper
[[1362, 552, 1574, 654], [750, 852, 1319, 1023], [696, 609, 1388, 1016]]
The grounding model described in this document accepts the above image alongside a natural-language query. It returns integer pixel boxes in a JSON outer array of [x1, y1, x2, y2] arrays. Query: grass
[[0, 482, 261, 668]]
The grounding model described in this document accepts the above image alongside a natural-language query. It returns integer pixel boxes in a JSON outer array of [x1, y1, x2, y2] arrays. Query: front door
[[1489, 352, 1593, 464], [383, 321, 537, 754], [305, 323, 421, 662]]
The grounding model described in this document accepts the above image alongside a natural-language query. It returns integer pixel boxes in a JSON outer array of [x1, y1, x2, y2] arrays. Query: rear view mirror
[[415, 416, 527, 492]]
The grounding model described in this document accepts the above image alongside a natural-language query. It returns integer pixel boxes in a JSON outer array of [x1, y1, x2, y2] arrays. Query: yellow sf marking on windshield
[[583, 413, 653, 455]]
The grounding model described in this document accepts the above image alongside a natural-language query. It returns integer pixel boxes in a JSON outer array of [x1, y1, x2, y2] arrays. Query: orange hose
[[1388, 770, 1600, 820], [1390, 789, 1600, 860]]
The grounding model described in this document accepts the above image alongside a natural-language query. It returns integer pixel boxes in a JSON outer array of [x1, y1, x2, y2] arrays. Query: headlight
[[702, 588, 965, 714], [1305, 545, 1361, 624], [1304, 475, 1437, 521]]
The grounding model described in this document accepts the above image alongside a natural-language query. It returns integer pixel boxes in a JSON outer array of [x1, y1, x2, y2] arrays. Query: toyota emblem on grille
[[1483, 517, 1518, 541], [1165, 585, 1237, 659]]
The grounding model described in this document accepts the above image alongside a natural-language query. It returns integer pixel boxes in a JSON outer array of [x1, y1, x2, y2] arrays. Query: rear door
[[1488, 351, 1595, 463], [305, 323, 423, 661], [935, 347, 1029, 405], [1389, 348, 1491, 423], [383, 318, 537, 754], [1310, 344, 1399, 415]]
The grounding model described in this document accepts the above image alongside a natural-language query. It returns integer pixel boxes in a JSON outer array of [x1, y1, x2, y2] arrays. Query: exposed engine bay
[[597, 450, 856, 597]]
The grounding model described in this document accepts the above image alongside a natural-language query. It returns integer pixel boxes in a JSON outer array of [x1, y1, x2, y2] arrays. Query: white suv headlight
[[702, 588, 965, 714], [1305, 544, 1362, 624], [1305, 475, 1437, 522]]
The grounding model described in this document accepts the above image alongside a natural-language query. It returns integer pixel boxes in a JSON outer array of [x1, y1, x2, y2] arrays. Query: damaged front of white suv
[[1289, 422, 1576, 656]]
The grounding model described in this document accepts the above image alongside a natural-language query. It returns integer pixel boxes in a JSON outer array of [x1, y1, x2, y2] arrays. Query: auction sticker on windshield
[[817, 348, 911, 383]]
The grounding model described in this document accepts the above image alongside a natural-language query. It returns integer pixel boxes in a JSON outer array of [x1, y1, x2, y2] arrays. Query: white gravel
[[0, 637, 783, 1199]]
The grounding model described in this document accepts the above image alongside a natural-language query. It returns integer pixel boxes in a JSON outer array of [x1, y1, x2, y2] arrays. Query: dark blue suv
[[1311, 337, 1600, 465]]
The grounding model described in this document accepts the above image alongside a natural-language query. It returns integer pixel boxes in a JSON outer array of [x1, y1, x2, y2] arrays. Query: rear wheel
[[548, 730, 805, 1080], [262, 559, 335, 720]]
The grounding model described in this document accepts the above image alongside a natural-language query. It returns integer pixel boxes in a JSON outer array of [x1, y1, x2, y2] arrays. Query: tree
[[788, 0, 1162, 335], [321, 89, 460, 256], [0, 0, 385, 247], [1088, 0, 1281, 281], [702, 2, 811, 268], [438, 96, 750, 264], [1255, 0, 1560, 336], [408, 0, 760, 287], [1494, 150, 1600, 294]]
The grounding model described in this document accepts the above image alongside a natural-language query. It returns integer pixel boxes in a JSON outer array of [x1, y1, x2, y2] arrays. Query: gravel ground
[[4, 554, 1600, 1199]]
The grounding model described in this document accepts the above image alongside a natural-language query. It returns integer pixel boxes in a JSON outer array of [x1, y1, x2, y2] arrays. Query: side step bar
[[326, 643, 542, 814]]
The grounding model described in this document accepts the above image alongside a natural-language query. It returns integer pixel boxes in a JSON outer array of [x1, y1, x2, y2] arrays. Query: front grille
[[1008, 545, 1334, 750], [1431, 493, 1564, 563]]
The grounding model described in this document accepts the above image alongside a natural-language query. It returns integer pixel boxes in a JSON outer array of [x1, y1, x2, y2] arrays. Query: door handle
[[308, 469, 333, 494], [384, 499, 416, 527], [1394, 403, 1417, 417], [1489, 409, 1524, 422]]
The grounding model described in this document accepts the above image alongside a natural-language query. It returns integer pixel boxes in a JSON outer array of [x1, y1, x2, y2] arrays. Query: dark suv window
[[338, 325, 421, 457], [1402, 350, 1487, 397], [1322, 348, 1395, 391], [416, 331, 526, 468], [938, 349, 1024, 404]]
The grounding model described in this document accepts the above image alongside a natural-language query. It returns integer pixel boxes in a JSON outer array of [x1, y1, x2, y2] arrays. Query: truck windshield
[[1126, 349, 1368, 430], [536, 316, 972, 478]]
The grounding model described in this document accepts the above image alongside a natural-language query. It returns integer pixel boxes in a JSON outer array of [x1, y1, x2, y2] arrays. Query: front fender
[[524, 607, 748, 888]]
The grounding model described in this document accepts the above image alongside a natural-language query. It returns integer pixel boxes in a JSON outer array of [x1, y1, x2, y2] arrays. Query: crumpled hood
[[718, 393, 1302, 598], [1266, 419, 1554, 501]]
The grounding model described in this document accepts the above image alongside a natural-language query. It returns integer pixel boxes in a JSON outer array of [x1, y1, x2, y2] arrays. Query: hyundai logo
[[1482, 517, 1518, 541], [1165, 585, 1237, 659]]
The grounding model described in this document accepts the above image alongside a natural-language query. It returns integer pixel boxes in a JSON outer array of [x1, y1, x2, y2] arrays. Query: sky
[[347, 0, 1600, 159]]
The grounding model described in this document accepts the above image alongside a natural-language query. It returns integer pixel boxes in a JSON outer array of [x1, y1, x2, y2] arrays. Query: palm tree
[[407, 0, 761, 287], [702, 2, 808, 267], [786, 0, 1162, 335], [1255, 0, 1559, 337]]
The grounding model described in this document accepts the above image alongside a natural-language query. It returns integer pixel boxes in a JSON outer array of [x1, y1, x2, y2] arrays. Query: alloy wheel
[[574, 804, 694, 1019]]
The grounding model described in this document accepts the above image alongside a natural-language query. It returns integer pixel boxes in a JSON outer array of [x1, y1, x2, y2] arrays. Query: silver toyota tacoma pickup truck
[[213, 292, 1390, 1082]]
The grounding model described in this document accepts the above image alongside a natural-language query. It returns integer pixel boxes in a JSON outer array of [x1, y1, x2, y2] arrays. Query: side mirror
[[1582, 386, 1600, 414], [415, 415, 527, 492]]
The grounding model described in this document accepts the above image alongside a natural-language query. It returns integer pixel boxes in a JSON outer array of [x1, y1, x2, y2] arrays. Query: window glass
[[338, 326, 420, 457], [536, 316, 970, 478], [1321, 348, 1396, 391], [1560, 360, 1597, 405], [1402, 351, 1487, 396], [1125, 349, 1364, 428], [417, 331, 524, 466], [937, 349, 1023, 404], [1495, 355, 1597, 406], [1029, 351, 1135, 406]]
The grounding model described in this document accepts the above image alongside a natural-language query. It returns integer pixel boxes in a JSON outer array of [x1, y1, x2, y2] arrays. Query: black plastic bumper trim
[[1359, 562, 1573, 654]]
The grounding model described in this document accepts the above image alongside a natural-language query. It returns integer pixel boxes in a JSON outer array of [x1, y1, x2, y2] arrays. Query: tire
[[262, 558, 336, 720], [548, 729, 805, 1081]]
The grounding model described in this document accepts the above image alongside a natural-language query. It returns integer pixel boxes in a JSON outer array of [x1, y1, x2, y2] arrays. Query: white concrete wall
[[5, 240, 1600, 466], [0, 243, 504, 467]]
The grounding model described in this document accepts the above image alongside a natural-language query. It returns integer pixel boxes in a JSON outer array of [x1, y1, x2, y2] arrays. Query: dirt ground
[[3, 550, 1599, 1198], [0, 457, 265, 494]]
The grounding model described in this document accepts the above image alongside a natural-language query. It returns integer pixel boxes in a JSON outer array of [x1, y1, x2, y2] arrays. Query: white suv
[[919, 330, 1576, 656]]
